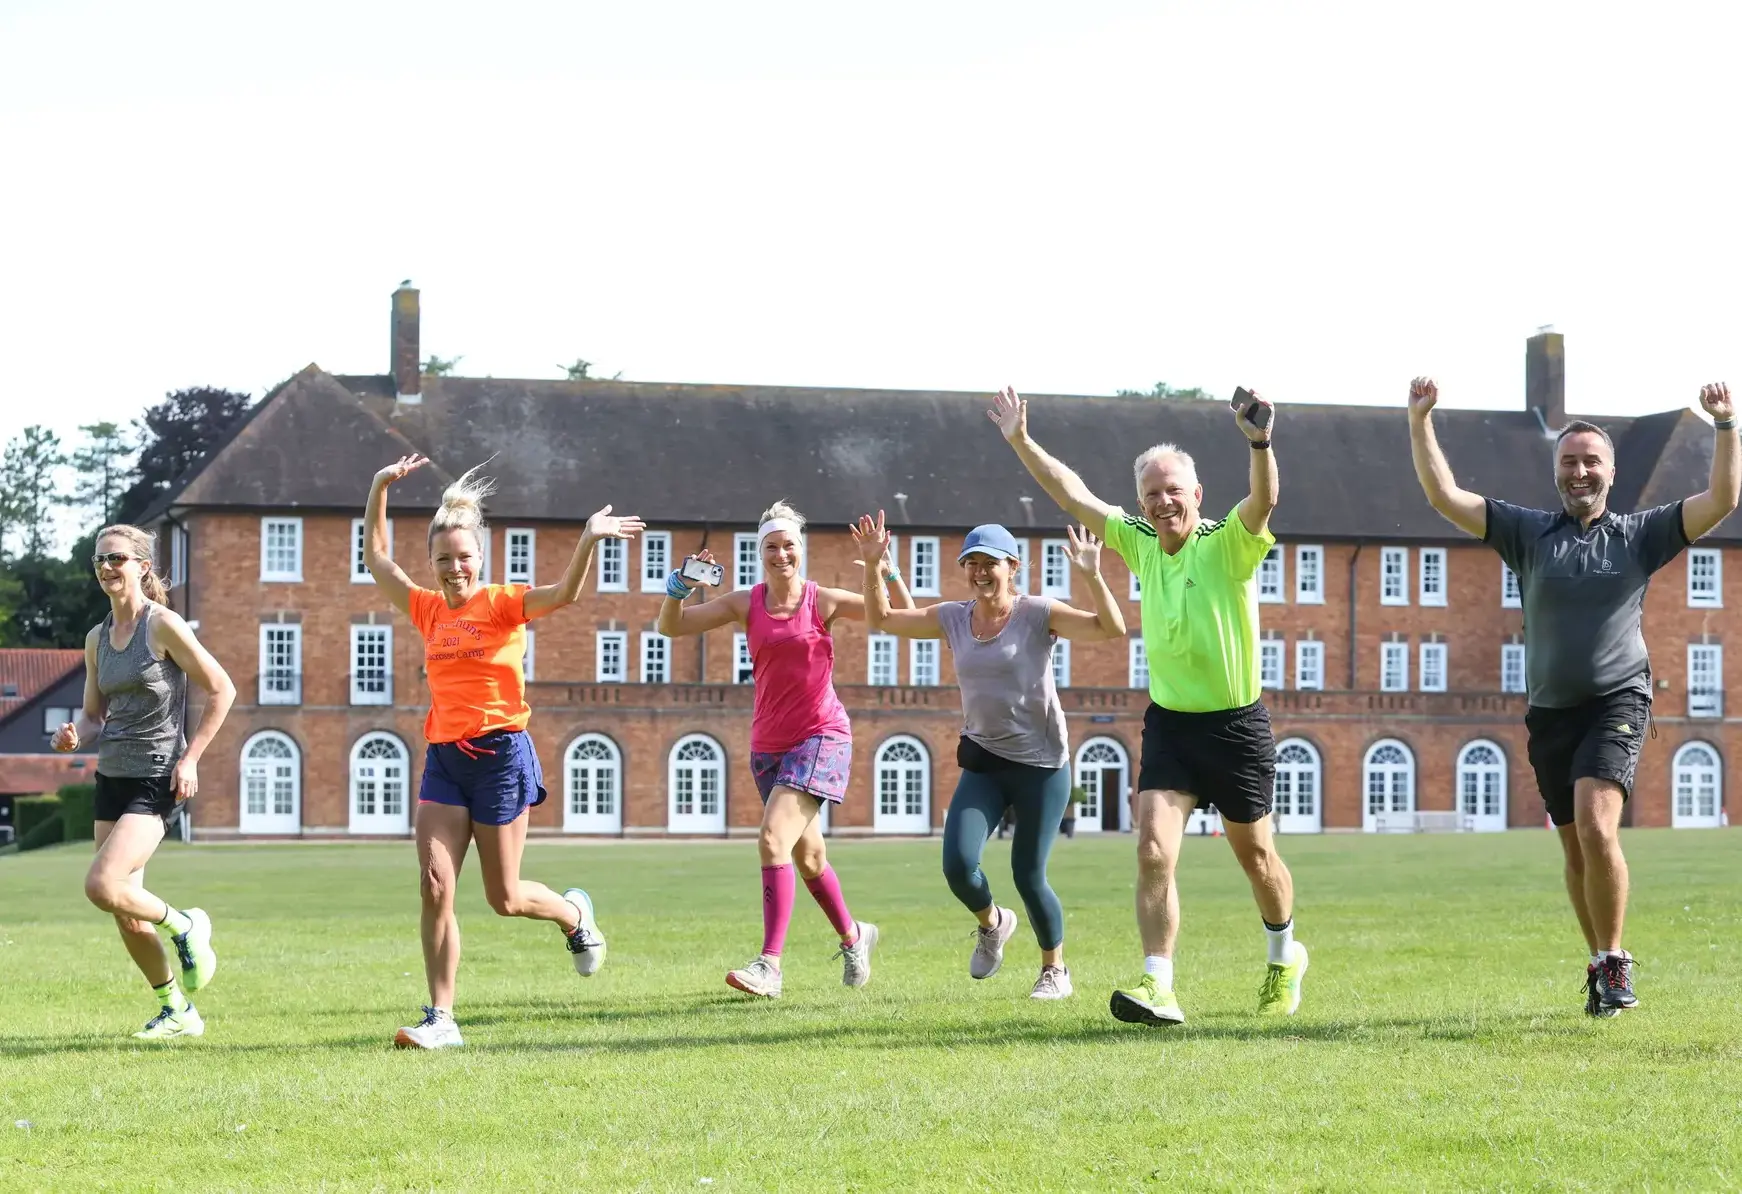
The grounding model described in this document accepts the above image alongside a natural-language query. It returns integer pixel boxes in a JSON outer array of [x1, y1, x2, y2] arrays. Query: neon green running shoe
[[171, 908, 217, 992], [1108, 973, 1185, 1026], [1257, 941, 1309, 1016]]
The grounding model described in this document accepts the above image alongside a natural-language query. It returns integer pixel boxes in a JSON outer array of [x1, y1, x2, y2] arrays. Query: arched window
[[1274, 739, 1322, 833], [1672, 741, 1723, 829], [240, 730, 301, 835], [1362, 739, 1415, 832], [874, 736, 931, 834], [668, 734, 726, 834], [349, 731, 410, 835], [565, 733, 624, 834], [1455, 739, 1507, 832]]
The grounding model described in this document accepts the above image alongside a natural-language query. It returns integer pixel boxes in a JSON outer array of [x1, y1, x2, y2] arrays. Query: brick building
[[138, 287, 1736, 838]]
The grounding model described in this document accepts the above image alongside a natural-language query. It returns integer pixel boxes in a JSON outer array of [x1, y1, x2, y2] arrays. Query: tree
[[0, 425, 67, 560], [561, 358, 593, 381], [1116, 382, 1217, 401], [423, 354, 463, 376], [116, 387, 252, 523], [0, 549, 105, 647], [70, 421, 137, 531]]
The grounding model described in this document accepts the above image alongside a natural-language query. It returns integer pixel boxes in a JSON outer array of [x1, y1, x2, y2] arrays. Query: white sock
[[1265, 919, 1294, 965], [1590, 954, 1602, 967], [1598, 949, 1626, 961], [1143, 955, 1173, 989]]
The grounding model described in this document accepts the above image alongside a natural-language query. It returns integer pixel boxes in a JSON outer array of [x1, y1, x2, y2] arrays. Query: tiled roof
[[0, 650, 83, 721]]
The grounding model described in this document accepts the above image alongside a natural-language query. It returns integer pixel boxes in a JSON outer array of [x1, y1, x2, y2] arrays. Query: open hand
[[1065, 524, 1103, 574], [985, 386, 1027, 442], [852, 511, 891, 565], [586, 505, 646, 541], [374, 454, 430, 486]]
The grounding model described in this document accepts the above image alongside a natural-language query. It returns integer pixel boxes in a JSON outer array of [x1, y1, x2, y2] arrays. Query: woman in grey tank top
[[51, 523, 236, 1041], [854, 513, 1126, 1000]]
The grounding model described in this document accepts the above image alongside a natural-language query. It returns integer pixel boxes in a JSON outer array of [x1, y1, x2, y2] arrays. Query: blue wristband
[[665, 571, 695, 600]]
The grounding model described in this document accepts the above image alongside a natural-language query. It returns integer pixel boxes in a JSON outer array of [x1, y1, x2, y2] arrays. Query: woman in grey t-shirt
[[855, 515, 1126, 999]]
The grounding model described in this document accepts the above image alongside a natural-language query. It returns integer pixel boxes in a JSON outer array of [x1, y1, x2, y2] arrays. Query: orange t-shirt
[[407, 583, 538, 744]]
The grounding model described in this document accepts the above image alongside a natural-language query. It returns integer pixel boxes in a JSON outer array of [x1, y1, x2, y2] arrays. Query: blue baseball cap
[[957, 524, 1022, 563]]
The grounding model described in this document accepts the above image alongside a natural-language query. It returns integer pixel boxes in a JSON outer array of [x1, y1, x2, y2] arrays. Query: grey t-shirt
[[934, 595, 1068, 769], [1484, 498, 1688, 709]]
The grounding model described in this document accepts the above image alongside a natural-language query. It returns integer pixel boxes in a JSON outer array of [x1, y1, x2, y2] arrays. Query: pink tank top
[[746, 581, 852, 753]]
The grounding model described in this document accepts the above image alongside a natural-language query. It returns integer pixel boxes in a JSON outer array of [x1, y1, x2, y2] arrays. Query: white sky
[[3, 0, 1739, 479]]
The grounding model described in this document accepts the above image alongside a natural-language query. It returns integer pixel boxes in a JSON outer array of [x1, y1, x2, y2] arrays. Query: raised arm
[[1682, 383, 1740, 541], [51, 627, 107, 754], [848, 512, 941, 637], [988, 387, 1119, 531], [364, 454, 428, 617], [1048, 525, 1126, 642], [1232, 389, 1279, 536], [657, 549, 748, 637], [1407, 377, 1488, 539], [155, 609, 237, 803], [523, 505, 646, 620]]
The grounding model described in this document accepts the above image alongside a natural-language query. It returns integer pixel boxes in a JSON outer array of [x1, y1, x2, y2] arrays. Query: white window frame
[[639, 631, 670, 684], [523, 628, 536, 682], [734, 532, 762, 590], [240, 729, 301, 835], [1502, 564, 1522, 609], [595, 630, 627, 683], [1274, 738, 1323, 833], [564, 733, 624, 834], [258, 624, 302, 705], [910, 638, 940, 687], [668, 733, 726, 834], [168, 522, 189, 588], [349, 624, 392, 706], [1362, 738, 1417, 832], [1688, 643, 1723, 718], [873, 735, 931, 835], [477, 529, 492, 584], [1295, 545, 1325, 604], [506, 528, 536, 586], [1014, 539, 1031, 595], [1419, 547, 1447, 607], [1672, 741, 1723, 828], [1419, 642, 1447, 692], [1501, 643, 1526, 694], [1295, 640, 1324, 691], [868, 633, 898, 686], [1380, 641, 1408, 692], [1688, 548, 1722, 609], [1259, 639, 1284, 689], [1128, 637, 1148, 690], [641, 531, 672, 593], [596, 537, 627, 593], [348, 731, 411, 835], [1051, 638, 1071, 689], [1129, 567, 1142, 601], [1456, 738, 1508, 831], [351, 517, 391, 584], [1258, 547, 1285, 603], [732, 632, 754, 683], [42, 705, 72, 735], [1041, 538, 1070, 598], [1380, 546, 1408, 606], [260, 517, 303, 583], [910, 536, 941, 597]]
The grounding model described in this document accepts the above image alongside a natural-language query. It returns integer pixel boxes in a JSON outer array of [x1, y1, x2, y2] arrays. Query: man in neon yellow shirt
[[989, 386, 1307, 1026]]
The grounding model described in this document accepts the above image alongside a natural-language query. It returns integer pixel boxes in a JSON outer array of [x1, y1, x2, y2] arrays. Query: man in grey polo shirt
[[1407, 378, 1737, 1017]]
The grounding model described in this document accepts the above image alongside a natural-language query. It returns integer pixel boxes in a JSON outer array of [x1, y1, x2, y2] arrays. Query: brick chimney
[[1526, 327, 1564, 431], [392, 281, 421, 404]]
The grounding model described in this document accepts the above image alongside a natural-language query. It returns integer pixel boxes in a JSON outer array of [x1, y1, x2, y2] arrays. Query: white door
[[1073, 738, 1129, 834], [1363, 740, 1415, 832], [1672, 742, 1723, 828], [1274, 739, 1323, 833], [240, 730, 301, 834], [668, 734, 726, 834], [1457, 740, 1508, 832], [874, 736, 931, 834], [349, 732, 411, 835], [564, 734, 625, 834]]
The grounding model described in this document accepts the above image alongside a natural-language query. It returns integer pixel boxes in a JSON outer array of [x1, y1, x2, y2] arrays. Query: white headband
[[759, 518, 803, 542]]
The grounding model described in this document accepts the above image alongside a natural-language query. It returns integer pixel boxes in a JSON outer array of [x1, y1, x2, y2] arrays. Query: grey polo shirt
[[1484, 498, 1689, 709]]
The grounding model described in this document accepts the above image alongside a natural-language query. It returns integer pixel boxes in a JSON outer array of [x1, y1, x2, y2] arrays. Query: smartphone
[[1231, 386, 1273, 432], [680, 556, 724, 587]]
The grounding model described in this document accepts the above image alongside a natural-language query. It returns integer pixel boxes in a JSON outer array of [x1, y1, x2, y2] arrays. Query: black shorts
[[94, 773, 181, 824], [1524, 688, 1649, 827], [1139, 701, 1277, 824]]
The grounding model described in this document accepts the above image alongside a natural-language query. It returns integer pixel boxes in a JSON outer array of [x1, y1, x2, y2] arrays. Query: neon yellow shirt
[[1103, 504, 1274, 713]]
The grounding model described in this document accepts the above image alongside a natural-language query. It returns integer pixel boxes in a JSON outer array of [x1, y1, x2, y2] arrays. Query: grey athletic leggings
[[940, 762, 1072, 950]]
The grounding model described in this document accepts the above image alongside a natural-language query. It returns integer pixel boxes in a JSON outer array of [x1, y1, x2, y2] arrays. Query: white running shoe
[[970, 906, 1019, 980], [394, 1006, 464, 1049], [726, 956, 783, 999], [133, 1003, 204, 1041], [1030, 965, 1074, 1000], [562, 888, 607, 976], [836, 922, 878, 988]]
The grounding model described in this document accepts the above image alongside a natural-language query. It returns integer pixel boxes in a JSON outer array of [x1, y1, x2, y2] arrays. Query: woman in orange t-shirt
[[363, 453, 644, 1050]]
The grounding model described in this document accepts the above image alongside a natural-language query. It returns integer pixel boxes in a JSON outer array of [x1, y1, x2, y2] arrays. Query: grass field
[[2, 830, 1739, 1192]]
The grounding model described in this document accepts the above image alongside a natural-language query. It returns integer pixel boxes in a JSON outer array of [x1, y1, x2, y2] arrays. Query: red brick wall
[[174, 512, 1737, 836]]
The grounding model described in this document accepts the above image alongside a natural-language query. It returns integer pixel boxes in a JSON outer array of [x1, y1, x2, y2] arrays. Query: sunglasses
[[92, 553, 135, 569]]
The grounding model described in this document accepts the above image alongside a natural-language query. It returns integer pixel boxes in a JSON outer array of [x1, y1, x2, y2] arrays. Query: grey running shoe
[[835, 922, 878, 988], [727, 956, 783, 999], [970, 906, 1019, 980], [1030, 965, 1074, 1000]]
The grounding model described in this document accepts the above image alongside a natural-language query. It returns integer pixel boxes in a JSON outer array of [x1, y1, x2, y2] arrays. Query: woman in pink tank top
[[657, 499, 914, 999]]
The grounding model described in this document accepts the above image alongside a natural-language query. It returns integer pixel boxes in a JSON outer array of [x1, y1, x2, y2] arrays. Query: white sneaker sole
[[563, 888, 607, 977], [394, 1027, 464, 1049], [969, 907, 1019, 980]]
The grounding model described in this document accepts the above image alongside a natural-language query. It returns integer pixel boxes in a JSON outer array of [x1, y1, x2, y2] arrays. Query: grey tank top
[[96, 605, 187, 778], [935, 595, 1068, 769]]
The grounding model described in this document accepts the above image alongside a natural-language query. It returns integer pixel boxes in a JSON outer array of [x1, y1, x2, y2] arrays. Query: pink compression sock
[[804, 864, 857, 943], [761, 864, 795, 958]]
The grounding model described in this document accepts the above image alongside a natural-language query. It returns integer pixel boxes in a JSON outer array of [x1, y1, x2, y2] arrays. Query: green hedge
[[18, 812, 65, 852], [57, 783, 95, 842], [14, 794, 61, 844]]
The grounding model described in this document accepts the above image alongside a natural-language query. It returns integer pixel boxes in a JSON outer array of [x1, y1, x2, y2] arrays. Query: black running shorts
[[1138, 700, 1277, 824], [94, 773, 181, 824], [1524, 688, 1649, 827]]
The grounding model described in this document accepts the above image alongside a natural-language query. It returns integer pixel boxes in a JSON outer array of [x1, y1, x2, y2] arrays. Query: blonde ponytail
[[96, 524, 170, 604], [428, 462, 496, 548]]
